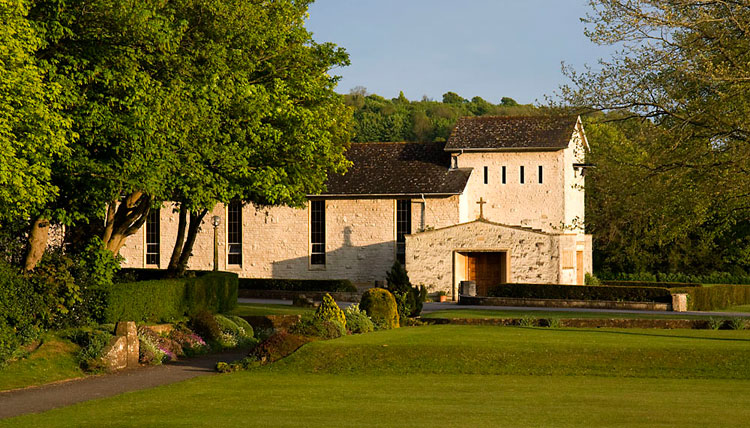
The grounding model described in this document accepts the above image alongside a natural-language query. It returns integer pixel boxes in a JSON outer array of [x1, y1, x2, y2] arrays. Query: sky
[[306, 0, 617, 105]]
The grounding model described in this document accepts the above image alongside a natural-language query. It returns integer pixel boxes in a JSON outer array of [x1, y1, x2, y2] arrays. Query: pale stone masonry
[[119, 115, 593, 298]]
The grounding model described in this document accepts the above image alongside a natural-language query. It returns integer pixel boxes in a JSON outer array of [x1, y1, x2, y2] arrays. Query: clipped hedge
[[602, 280, 701, 288], [674, 284, 750, 311], [238, 278, 357, 292], [103, 272, 238, 323], [488, 283, 673, 303], [599, 271, 750, 285]]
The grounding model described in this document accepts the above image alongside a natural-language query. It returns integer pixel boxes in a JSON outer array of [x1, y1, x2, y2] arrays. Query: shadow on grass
[[521, 327, 750, 342]]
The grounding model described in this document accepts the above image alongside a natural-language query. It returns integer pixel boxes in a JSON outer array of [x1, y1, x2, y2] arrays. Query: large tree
[[161, 0, 352, 273], [565, 1, 750, 273], [0, 0, 71, 268]]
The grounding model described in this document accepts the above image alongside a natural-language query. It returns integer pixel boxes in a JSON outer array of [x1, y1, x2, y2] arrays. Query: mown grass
[[421, 308, 750, 320], [228, 303, 313, 317], [4, 325, 750, 427], [0, 334, 83, 391]]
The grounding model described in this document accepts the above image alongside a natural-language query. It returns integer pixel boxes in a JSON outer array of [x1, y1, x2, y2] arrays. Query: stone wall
[[120, 196, 460, 284], [457, 150, 564, 231], [405, 220, 562, 298]]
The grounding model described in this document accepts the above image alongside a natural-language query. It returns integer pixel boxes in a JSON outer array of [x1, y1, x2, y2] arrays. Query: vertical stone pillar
[[671, 293, 688, 312], [115, 321, 140, 368]]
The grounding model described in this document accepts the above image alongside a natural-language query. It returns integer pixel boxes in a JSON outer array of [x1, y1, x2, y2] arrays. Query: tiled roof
[[322, 142, 471, 196], [445, 115, 578, 151]]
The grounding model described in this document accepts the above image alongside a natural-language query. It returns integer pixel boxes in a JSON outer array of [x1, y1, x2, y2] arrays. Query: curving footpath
[[0, 347, 250, 420]]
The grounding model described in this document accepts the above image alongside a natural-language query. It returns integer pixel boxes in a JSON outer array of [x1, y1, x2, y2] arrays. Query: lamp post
[[212, 215, 221, 271]]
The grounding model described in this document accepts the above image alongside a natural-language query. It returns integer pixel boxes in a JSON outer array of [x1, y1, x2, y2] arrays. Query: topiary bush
[[344, 304, 374, 334], [360, 288, 399, 329], [313, 293, 346, 328]]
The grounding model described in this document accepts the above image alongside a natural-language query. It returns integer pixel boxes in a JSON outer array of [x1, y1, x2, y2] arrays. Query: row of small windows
[[483, 165, 544, 185], [145, 200, 412, 268]]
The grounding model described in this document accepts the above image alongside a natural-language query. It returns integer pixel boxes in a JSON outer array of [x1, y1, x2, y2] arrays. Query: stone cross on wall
[[476, 198, 486, 219]]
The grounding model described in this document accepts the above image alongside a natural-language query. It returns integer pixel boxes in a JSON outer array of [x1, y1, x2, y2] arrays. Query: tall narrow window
[[483, 166, 488, 184], [538, 165, 543, 184], [146, 209, 160, 265], [502, 166, 506, 184], [520, 166, 525, 184], [396, 200, 411, 266], [227, 201, 242, 265], [310, 200, 325, 265]]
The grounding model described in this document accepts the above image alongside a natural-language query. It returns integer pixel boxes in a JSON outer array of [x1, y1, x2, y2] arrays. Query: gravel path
[[0, 347, 250, 420]]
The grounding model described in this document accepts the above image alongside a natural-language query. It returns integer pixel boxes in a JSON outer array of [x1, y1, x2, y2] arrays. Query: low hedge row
[[602, 280, 701, 288], [673, 284, 750, 311], [599, 271, 750, 285], [488, 283, 673, 303], [238, 278, 357, 293], [103, 272, 238, 323]]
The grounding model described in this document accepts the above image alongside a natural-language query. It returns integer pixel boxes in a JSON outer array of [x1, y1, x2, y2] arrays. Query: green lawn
[[4, 325, 750, 427], [421, 308, 750, 320], [0, 334, 83, 392], [228, 303, 313, 317]]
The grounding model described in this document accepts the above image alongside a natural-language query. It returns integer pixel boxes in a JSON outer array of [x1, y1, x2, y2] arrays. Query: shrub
[[0, 261, 43, 367], [68, 328, 114, 371], [519, 315, 537, 327], [227, 316, 254, 339], [488, 283, 673, 303], [189, 310, 222, 343], [168, 325, 208, 356], [385, 262, 426, 320], [598, 271, 750, 285], [708, 317, 724, 330], [102, 272, 238, 323], [344, 304, 374, 334], [584, 273, 601, 286], [729, 318, 748, 330], [313, 294, 346, 328], [250, 331, 311, 363], [290, 314, 346, 339], [238, 278, 357, 292], [360, 288, 399, 329], [215, 314, 256, 347], [674, 284, 750, 311], [602, 280, 700, 288]]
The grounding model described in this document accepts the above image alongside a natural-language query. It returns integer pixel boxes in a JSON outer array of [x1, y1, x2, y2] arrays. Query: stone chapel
[[119, 115, 593, 299]]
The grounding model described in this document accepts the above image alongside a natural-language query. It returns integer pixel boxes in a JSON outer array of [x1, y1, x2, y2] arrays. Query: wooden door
[[467, 253, 505, 296], [576, 251, 584, 285]]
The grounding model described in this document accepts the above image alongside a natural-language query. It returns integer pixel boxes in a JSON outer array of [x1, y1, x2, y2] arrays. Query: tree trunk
[[102, 191, 152, 255], [24, 216, 50, 271], [167, 204, 188, 272], [175, 209, 208, 274]]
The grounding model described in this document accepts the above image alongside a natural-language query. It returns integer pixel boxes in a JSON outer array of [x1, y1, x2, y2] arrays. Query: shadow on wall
[[270, 227, 399, 283]]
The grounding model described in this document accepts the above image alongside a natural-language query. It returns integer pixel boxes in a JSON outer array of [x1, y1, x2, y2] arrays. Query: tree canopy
[[566, 1, 750, 274], [0, 0, 352, 269]]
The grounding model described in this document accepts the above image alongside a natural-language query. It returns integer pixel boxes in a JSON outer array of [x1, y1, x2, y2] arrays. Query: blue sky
[[306, 0, 616, 105]]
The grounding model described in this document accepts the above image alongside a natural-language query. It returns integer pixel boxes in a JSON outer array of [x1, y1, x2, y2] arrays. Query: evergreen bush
[[360, 288, 399, 329], [344, 304, 374, 334], [313, 293, 346, 328], [385, 262, 426, 320]]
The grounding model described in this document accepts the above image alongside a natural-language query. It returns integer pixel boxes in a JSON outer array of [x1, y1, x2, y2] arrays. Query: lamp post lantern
[[212, 215, 221, 271]]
